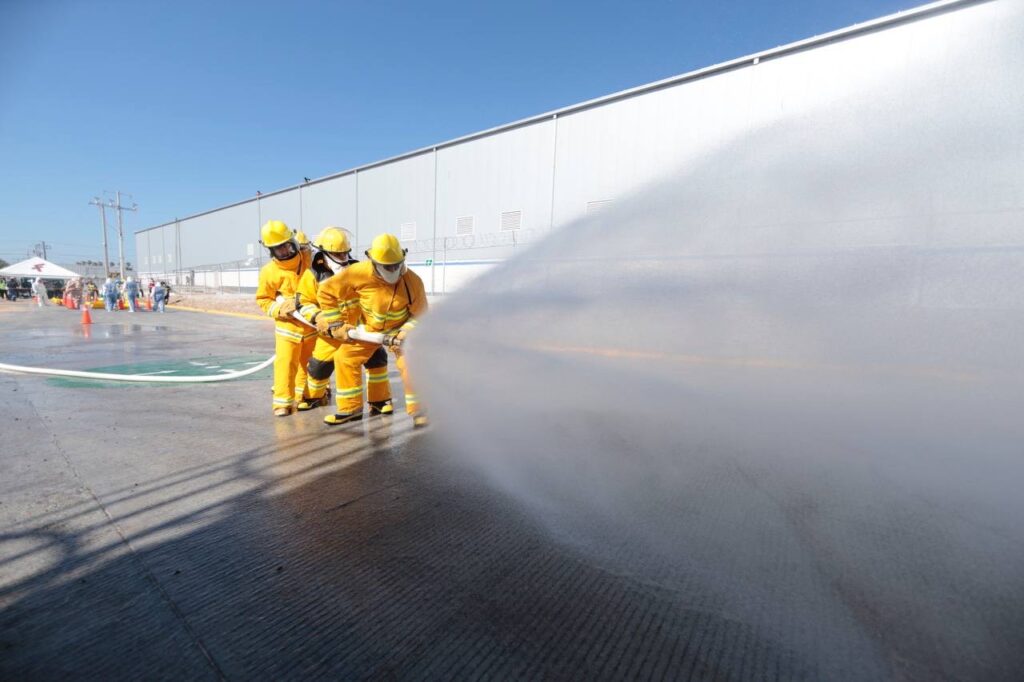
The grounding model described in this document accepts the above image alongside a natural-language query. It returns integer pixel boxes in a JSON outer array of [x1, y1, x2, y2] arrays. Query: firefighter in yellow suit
[[295, 227, 393, 413], [318, 233, 428, 428], [255, 220, 318, 416], [295, 230, 313, 270]]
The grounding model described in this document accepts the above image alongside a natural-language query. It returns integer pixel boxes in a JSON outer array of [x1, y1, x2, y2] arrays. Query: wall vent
[[400, 221, 417, 240], [456, 215, 475, 236], [501, 210, 522, 231], [586, 199, 614, 215]]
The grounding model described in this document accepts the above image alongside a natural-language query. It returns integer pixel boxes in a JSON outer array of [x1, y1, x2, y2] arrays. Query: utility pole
[[33, 241, 49, 259], [89, 197, 111, 275], [107, 191, 137, 279]]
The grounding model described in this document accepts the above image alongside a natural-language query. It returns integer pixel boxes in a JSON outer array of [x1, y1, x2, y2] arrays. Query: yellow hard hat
[[260, 220, 293, 247], [295, 230, 310, 246], [314, 227, 351, 253], [366, 233, 406, 265]]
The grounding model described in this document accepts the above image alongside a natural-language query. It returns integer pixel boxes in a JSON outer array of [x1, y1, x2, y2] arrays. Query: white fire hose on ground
[[0, 355, 276, 383], [0, 303, 392, 383]]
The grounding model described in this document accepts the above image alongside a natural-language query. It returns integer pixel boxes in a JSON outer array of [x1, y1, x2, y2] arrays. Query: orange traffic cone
[[81, 305, 93, 325]]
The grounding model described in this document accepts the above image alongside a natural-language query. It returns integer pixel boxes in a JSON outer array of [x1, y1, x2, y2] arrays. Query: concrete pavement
[[1, 301, 1021, 680]]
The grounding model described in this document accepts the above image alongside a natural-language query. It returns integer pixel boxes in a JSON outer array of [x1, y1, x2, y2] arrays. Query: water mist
[[412, 3, 1024, 678]]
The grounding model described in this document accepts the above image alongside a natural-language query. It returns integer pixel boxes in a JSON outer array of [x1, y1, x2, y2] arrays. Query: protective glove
[[275, 297, 298, 320], [328, 323, 355, 341], [314, 314, 332, 335]]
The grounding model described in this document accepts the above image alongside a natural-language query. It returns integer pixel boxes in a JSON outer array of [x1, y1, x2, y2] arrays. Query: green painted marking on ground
[[46, 355, 272, 389]]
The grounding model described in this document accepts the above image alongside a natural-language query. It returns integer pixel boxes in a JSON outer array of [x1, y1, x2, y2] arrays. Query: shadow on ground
[[0, 418, 802, 681]]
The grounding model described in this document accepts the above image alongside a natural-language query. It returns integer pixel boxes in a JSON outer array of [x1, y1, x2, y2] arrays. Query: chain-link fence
[[138, 228, 550, 296]]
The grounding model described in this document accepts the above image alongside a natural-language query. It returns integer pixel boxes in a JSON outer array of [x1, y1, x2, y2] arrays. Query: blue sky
[[0, 0, 914, 266]]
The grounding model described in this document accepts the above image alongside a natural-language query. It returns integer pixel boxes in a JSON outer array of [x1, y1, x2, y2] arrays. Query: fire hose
[[0, 355, 276, 383], [289, 310, 399, 347], [0, 309, 395, 383]]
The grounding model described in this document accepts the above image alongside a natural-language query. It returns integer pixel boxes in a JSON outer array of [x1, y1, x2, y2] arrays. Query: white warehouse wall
[[135, 0, 1022, 295]]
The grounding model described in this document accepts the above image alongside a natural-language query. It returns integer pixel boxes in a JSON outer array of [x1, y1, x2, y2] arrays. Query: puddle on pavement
[[39, 324, 171, 338]]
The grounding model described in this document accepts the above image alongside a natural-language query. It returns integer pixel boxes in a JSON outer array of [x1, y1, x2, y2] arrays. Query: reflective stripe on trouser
[[365, 365, 390, 404], [395, 353, 419, 415], [335, 343, 418, 415], [364, 345, 390, 404], [307, 339, 392, 405], [292, 336, 316, 401], [272, 334, 315, 411], [306, 336, 341, 400]]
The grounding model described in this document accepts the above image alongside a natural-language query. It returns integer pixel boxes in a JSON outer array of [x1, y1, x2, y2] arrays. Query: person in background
[[64, 278, 82, 309], [152, 280, 168, 312], [102, 277, 118, 311], [32, 278, 48, 306], [296, 231, 313, 271], [123, 276, 140, 312], [0, 277, 7, 301], [5, 278, 15, 300]]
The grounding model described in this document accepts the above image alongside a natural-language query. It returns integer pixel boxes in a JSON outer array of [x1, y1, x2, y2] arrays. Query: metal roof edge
[[135, 0, 983, 235]]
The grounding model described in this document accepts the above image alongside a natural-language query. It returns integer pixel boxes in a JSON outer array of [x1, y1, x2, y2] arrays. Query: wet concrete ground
[[1, 302, 1021, 680]]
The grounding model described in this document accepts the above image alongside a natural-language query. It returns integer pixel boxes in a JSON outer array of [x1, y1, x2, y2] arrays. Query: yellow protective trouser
[[306, 337, 391, 407], [335, 343, 420, 415], [272, 334, 315, 411]]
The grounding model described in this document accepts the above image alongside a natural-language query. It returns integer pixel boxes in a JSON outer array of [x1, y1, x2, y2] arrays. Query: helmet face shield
[[269, 240, 299, 261], [323, 250, 351, 274], [372, 259, 405, 284]]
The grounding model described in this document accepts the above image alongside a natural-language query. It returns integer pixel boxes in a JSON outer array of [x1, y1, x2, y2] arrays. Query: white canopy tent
[[0, 257, 81, 279]]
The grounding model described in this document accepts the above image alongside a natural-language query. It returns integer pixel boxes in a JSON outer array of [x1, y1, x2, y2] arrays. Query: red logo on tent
[[31, 263, 45, 272]]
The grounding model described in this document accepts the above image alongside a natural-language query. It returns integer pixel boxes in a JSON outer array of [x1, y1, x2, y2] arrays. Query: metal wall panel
[[178, 200, 260, 268], [436, 119, 556, 264], [253, 191, 299, 243], [356, 153, 435, 256], [297, 174, 358, 245], [135, 230, 150, 273], [552, 64, 755, 229], [136, 0, 1022, 297]]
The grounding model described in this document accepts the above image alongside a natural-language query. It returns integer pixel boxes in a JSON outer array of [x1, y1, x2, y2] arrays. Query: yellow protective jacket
[[296, 269, 321, 326], [296, 251, 347, 327], [317, 260, 427, 335], [256, 255, 316, 343]]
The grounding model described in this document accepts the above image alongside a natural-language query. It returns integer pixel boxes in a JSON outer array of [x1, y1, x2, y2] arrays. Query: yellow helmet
[[260, 220, 293, 247], [314, 227, 351, 253], [366, 233, 406, 265]]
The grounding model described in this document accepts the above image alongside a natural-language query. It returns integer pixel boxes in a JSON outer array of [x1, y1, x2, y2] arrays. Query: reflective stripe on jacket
[[317, 260, 427, 333]]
